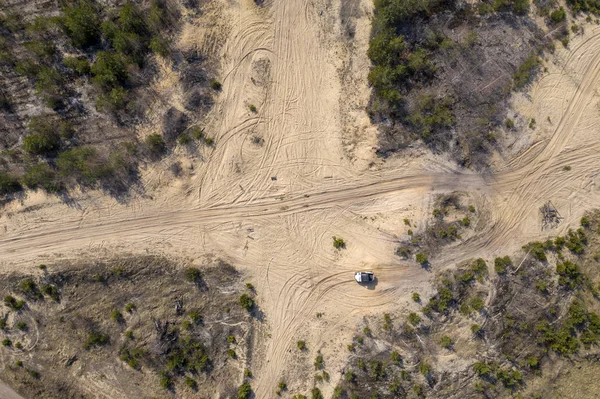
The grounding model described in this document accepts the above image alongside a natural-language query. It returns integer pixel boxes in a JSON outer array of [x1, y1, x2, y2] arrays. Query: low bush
[[145, 134, 165, 155], [83, 330, 110, 350], [0, 172, 22, 196], [440, 335, 453, 348], [332, 236, 346, 249], [416, 253, 428, 265], [237, 383, 252, 399], [513, 54, 541, 90], [494, 256, 512, 274], [239, 294, 254, 311]]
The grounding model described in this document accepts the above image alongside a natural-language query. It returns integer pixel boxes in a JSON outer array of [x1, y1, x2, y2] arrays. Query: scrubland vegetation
[[0, 256, 257, 398], [0, 0, 219, 200], [367, 0, 586, 167], [341, 211, 600, 398]]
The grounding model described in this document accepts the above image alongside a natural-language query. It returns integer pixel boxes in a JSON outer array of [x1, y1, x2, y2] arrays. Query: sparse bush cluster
[[368, 0, 544, 166], [0, 0, 220, 201]]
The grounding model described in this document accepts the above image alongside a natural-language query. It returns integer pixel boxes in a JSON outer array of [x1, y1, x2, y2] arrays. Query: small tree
[[440, 336, 453, 349], [184, 267, 202, 283], [145, 134, 165, 155], [62, 0, 101, 48], [408, 312, 421, 325], [111, 309, 124, 323], [239, 294, 254, 311], [210, 79, 222, 91], [581, 216, 591, 228], [314, 353, 324, 370], [332, 236, 346, 249], [237, 383, 252, 399], [185, 377, 197, 390]]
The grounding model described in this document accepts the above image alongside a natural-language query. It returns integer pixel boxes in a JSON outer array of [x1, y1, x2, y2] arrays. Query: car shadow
[[358, 276, 378, 290]]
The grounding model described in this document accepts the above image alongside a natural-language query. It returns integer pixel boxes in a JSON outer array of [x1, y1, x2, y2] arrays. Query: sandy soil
[[2, 1, 600, 397]]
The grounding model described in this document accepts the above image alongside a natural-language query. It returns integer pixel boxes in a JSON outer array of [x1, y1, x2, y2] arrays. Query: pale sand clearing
[[2, 1, 600, 397]]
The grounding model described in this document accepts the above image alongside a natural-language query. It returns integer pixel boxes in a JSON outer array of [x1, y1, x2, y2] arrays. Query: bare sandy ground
[[2, 1, 600, 397]]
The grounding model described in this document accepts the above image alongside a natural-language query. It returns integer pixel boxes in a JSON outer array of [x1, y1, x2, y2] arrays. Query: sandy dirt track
[[3, 0, 600, 396]]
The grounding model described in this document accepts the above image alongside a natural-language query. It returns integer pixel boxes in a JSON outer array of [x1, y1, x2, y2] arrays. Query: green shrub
[[4, 295, 25, 311], [210, 79, 222, 91], [249, 104, 257, 113], [470, 296, 485, 311], [57, 147, 111, 184], [473, 361, 492, 376], [111, 309, 124, 323], [96, 87, 128, 112], [177, 134, 191, 145], [149, 36, 169, 57], [19, 279, 42, 300], [314, 353, 324, 370], [534, 280, 548, 294], [61, 0, 101, 48], [1, 339, 11, 347], [440, 335, 453, 348], [63, 56, 91, 75], [581, 216, 591, 228], [556, 261, 584, 289], [416, 253, 428, 265], [24, 128, 61, 154], [159, 372, 172, 390], [332, 236, 346, 249], [311, 388, 324, 399], [145, 134, 165, 155], [23, 163, 61, 193], [390, 350, 401, 363], [550, 7, 566, 23], [419, 362, 431, 376], [16, 321, 27, 331], [24, 40, 55, 59], [412, 292, 420, 302], [188, 309, 203, 325], [237, 383, 252, 399], [184, 267, 202, 283], [513, 54, 541, 90], [383, 313, 393, 330], [185, 376, 197, 390], [297, 340, 306, 350], [471, 324, 482, 335], [83, 330, 110, 350], [41, 284, 60, 301], [408, 312, 421, 325], [91, 52, 129, 91], [0, 172, 22, 196], [239, 294, 254, 311], [461, 217, 470, 227], [494, 256, 512, 274]]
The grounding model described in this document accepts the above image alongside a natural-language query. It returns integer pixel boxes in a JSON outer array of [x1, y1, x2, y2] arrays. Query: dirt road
[[0, 382, 24, 399], [2, 0, 600, 397]]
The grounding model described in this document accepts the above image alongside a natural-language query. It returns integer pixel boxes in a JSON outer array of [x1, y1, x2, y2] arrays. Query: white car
[[354, 271, 374, 283]]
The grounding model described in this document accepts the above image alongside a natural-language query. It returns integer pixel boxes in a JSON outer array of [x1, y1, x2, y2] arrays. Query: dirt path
[[2, 2, 600, 398], [0, 382, 24, 399]]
